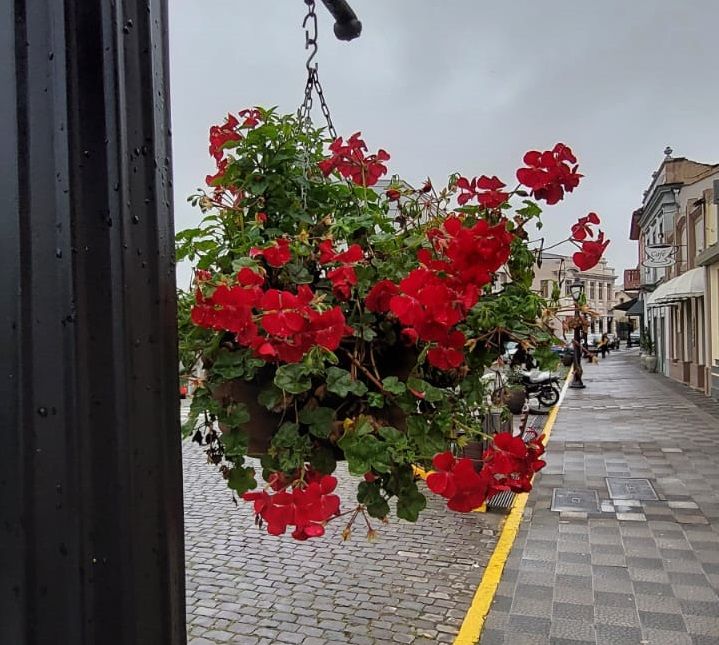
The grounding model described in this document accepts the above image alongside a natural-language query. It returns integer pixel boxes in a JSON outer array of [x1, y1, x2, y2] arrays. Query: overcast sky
[[169, 0, 719, 289]]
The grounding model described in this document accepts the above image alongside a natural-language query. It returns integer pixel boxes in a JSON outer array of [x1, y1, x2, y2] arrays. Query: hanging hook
[[302, 2, 319, 72]]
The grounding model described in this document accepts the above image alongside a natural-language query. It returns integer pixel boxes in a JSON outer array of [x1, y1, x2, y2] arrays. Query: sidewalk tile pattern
[[482, 350, 719, 644]]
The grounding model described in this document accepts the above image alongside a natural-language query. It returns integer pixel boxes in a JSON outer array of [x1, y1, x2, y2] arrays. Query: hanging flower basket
[[177, 108, 609, 540]]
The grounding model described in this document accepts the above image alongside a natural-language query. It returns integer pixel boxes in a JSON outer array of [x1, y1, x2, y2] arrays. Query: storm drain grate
[[606, 477, 658, 501], [550, 489, 600, 513]]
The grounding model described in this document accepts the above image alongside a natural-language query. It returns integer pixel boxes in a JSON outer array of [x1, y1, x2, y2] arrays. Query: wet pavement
[[182, 412, 506, 645], [481, 349, 719, 645]]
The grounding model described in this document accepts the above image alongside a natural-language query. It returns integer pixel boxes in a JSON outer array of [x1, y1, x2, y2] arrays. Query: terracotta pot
[[213, 379, 279, 456], [504, 387, 526, 415], [561, 353, 574, 367]]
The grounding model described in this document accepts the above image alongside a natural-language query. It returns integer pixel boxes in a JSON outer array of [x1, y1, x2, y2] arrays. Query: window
[[678, 224, 687, 273], [589, 281, 595, 299], [540, 280, 549, 298], [607, 283, 612, 301], [598, 282, 604, 300], [694, 213, 705, 255]]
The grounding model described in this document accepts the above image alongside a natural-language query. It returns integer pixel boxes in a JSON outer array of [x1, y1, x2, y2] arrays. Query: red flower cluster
[[426, 452, 492, 512], [206, 109, 263, 190], [242, 472, 340, 540], [573, 232, 610, 271], [481, 432, 546, 494], [318, 240, 365, 301], [367, 216, 513, 370], [191, 271, 351, 363], [427, 432, 546, 512], [455, 175, 510, 209], [570, 212, 610, 271], [318, 132, 390, 187], [516, 143, 582, 205]]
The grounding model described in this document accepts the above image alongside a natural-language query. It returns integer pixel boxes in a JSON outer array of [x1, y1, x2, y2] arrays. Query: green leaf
[[516, 200, 542, 219], [396, 484, 427, 522], [257, 385, 285, 411], [406, 377, 443, 402], [367, 392, 385, 408], [407, 415, 446, 458], [298, 406, 335, 438], [219, 428, 248, 458], [309, 446, 337, 475], [378, 426, 403, 443], [326, 367, 368, 397], [226, 466, 257, 495], [219, 401, 250, 430], [272, 422, 302, 448], [274, 363, 312, 394], [210, 349, 249, 380], [381, 376, 407, 395]]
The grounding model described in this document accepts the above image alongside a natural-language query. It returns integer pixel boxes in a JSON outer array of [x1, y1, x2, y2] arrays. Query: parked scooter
[[519, 369, 561, 407], [507, 343, 561, 408]]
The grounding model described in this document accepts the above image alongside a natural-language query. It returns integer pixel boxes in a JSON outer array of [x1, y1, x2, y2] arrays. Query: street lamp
[[569, 278, 586, 389]]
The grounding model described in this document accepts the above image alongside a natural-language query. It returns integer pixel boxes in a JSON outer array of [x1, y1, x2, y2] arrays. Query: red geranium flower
[[242, 471, 341, 540], [250, 238, 292, 268], [456, 175, 509, 209], [386, 188, 401, 201], [206, 158, 229, 186], [426, 452, 492, 512], [319, 132, 390, 187], [516, 143, 582, 205], [573, 231, 610, 271], [327, 266, 357, 301], [208, 114, 241, 162], [365, 279, 400, 313], [318, 240, 364, 265], [239, 108, 262, 128], [570, 212, 601, 241]]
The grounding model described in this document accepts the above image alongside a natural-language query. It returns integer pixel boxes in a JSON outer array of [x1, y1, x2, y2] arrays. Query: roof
[[613, 297, 637, 312], [626, 299, 645, 316]]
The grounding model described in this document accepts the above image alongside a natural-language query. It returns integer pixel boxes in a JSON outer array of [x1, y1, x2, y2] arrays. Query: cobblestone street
[[483, 350, 719, 645], [183, 432, 505, 644]]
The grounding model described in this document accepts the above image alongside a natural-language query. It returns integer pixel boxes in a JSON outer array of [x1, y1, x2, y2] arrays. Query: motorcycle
[[519, 369, 560, 407]]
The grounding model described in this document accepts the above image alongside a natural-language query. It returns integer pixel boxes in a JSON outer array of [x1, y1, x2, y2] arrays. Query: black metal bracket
[[319, 0, 362, 40]]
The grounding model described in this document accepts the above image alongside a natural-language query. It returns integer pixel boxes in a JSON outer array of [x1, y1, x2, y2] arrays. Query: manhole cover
[[606, 478, 658, 501], [551, 489, 600, 513]]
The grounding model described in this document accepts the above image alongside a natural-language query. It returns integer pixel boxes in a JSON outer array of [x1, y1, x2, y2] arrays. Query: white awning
[[646, 268, 705, 308]]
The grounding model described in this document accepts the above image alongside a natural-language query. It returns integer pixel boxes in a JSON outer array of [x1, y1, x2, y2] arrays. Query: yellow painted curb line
[[453, 369, 573, 645]]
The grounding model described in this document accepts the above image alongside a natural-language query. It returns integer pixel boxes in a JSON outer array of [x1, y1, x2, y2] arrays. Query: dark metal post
[[570, 303, 586, 389], [0, 2, 185, 644]]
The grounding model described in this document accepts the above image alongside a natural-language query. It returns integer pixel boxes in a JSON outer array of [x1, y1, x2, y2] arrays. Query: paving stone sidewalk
[[482, 349, 719, 645], [182, 421, 507, 644]]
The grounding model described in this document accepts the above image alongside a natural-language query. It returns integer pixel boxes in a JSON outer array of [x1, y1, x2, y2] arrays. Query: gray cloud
[[170, 0, 719, 287]]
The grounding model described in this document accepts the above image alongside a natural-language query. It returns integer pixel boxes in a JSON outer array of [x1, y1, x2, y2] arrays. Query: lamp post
[[569, 278, 586, 389]]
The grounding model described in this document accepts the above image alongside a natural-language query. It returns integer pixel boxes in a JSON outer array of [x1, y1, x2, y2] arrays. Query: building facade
[[532, 253, 617, 338], [629, 150, 719, 398]]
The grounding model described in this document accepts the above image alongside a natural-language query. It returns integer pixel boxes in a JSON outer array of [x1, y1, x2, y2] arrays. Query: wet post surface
[[0, 2, 185, 644]]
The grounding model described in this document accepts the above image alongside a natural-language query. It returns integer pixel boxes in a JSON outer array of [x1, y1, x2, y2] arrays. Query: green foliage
[[177, 107, 576, 533], [326, 367, 369, 397]]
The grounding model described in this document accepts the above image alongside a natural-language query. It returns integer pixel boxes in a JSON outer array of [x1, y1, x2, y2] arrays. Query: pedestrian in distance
[[598, 333, 609, 359]]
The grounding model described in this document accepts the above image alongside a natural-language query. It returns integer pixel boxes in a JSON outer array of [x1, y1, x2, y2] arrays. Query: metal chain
[[298, 0, 337, 139]]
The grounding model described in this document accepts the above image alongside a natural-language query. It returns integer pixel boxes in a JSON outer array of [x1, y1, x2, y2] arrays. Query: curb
[[453, 368, 573, 645]]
